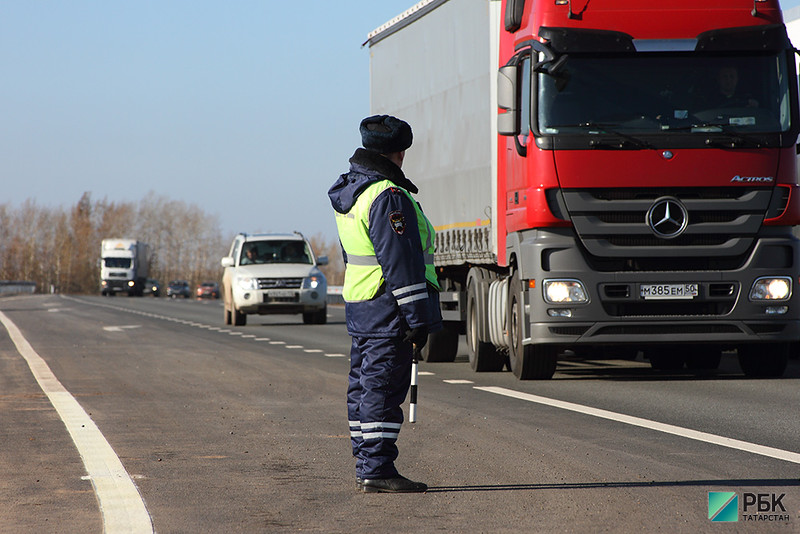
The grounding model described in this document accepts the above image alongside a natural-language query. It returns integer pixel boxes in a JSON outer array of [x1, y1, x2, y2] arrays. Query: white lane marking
[[286, 345, 303, 349], [476, 386, 800, 465], [269, 341, 285, 345], [443, 379, 474, 384], [304, 349, 323, 353], [241, 335, 256, 339], [418, 371, 435, 376], [255, 338, 271, 341], [103, 325, 142, 332], [0, 311, 154, 532], [325, 353, 346, 358]]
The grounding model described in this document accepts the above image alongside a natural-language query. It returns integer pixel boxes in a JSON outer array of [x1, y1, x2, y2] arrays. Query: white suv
[[221, 233, 328, 326]]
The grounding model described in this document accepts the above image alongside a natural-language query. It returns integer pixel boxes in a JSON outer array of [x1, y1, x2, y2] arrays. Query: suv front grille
[[257, 278, 302, 289]]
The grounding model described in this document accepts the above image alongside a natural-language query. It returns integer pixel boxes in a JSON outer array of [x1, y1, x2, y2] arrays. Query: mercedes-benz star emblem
[[646, 197, 688, 239]]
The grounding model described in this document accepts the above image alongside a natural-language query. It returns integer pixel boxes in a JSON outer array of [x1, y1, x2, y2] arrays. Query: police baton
[[409, 344, 420, 423]]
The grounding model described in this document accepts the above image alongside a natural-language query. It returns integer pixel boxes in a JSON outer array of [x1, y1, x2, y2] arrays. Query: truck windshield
[[538, 52, 791, 136], [104, 258, 131, 268]]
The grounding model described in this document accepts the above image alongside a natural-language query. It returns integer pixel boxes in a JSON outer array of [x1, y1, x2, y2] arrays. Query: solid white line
[[475, 386, 800, 465], [0, 311, 153, 532]]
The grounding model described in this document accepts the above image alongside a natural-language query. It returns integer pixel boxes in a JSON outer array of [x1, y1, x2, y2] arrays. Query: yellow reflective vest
[[335, 179, 439, 303]]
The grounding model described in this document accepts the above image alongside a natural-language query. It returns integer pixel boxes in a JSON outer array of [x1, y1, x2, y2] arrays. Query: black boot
[[361, 475, 427, 493]]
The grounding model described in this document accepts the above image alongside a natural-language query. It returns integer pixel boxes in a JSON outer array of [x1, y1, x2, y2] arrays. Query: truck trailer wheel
[[466, 281, 504, 371], [507, 270, 557, 379], [738, 343, 788, 377], [422, 322, 459, 362]]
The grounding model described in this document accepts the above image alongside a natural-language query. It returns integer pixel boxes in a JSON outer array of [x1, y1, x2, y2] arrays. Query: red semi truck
[[366, 0, 800, 378]]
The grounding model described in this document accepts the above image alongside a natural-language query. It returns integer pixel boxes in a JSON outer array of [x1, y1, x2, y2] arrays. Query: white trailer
[[366, 0, 502, 361]]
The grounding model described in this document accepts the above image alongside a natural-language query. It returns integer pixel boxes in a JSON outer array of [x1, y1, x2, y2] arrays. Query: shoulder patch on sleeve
[[389, 210, 406, 235]]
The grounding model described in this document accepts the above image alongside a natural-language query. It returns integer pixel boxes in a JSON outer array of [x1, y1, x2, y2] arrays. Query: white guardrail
[[0, 281, 37, 295], [327, 286, 343, 305]]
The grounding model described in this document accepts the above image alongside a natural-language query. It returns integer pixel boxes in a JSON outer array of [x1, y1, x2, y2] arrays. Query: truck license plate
[[640, 283, 698, 300]]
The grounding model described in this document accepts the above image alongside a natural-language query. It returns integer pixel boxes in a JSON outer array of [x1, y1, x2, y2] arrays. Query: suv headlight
[[302, 275, 325, 290], [236, 275, 258, 291]]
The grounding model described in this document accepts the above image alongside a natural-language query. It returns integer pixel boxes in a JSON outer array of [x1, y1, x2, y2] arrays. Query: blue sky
[[0, 1, 414, 240], [2, 0, 800, 241]]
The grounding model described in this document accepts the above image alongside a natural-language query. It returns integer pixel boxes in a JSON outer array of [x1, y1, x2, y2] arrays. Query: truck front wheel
[[507, 270, 557, 380], [738, 343, 788, 377]]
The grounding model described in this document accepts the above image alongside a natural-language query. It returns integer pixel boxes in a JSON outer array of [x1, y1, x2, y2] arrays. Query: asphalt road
[[1, 294, 799, 533]]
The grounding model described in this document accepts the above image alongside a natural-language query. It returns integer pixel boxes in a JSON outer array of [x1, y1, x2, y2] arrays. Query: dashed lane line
[[475, 386, 800, 465], [0, 310, 154, 533]]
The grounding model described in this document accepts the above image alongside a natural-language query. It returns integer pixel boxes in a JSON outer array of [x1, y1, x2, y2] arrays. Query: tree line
[[0, 192, 344, 295]]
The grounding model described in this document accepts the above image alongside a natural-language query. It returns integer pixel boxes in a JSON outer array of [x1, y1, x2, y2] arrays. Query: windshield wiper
[[669, 121, 764, 148], [549, 121, 653, 149]]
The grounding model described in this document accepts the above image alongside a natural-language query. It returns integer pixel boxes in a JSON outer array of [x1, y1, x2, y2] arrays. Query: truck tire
[[646, 348, 685, 371], [223, 304, 232, 325], [507, 270, 557, 379], [422, 322, 459, 362], [466, 279, 504, 371], [738, 343, 788, 377], [685, 347, 722, 371]]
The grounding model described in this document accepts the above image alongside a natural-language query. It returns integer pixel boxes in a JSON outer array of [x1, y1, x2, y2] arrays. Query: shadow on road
[[426, 478, 800, 493]]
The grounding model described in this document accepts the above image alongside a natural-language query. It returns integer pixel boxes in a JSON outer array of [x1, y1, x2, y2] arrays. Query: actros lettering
[[731, 175, 774, 183]]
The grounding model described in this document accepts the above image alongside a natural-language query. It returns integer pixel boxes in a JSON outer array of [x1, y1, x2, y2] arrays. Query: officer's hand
[[403, 326, 429, 350]]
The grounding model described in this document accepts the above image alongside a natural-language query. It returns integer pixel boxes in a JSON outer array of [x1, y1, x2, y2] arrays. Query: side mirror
[[498, 65, 519, 136], [221, 257, 234, 268], [317, 255, 329, 266]]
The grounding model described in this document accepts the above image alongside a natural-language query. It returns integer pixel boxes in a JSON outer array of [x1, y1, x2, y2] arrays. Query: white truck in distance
[[100, 239, 151, 296]]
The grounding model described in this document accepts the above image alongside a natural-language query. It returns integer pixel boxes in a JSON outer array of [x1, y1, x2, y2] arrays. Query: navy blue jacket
[[328, 148, 442, 338]]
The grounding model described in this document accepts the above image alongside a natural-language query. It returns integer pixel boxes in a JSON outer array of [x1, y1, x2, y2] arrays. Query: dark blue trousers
[[347, 335, 413, 479]]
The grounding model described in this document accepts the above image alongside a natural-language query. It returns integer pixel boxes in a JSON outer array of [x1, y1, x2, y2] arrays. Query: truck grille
[[563, 187, 773, 263], [257, 278, 302, 290]]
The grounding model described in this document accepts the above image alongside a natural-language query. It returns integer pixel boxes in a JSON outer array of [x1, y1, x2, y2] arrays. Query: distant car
[[145, 279, 161, 297], [196, 281, 220, 299], [167, 280, 191, 298], [220, 232, 328, 326]]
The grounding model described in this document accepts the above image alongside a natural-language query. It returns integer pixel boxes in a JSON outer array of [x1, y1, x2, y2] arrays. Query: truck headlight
[[543, 279, 588, 303], [236, 276, 258, 291], [127, 280, 135, 287], [749, 277, 791, 301]]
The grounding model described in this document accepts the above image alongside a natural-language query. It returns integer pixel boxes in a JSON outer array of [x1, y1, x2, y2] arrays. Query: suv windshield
[[538, 52, 791, 136], [239, 240, 311, 265]]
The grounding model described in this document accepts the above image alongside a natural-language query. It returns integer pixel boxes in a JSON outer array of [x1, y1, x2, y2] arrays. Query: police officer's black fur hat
[[360, 115, 413, 154]]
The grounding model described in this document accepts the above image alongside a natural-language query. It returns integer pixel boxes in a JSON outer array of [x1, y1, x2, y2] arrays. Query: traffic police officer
[[328, 115, 441, 493]]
